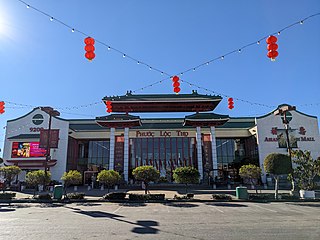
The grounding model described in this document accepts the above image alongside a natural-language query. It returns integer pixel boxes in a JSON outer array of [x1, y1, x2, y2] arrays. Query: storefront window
[[88, 140, 110, 170], [131, 137, 196, 171]]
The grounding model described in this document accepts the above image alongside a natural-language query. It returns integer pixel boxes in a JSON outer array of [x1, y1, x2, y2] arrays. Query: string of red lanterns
[[0, 101, 5, 114], [266, 35, 279, 61], [172, 76, 181, 94], [106, 101, 113, 113], [84, 37, 96, 61], [228, 98, 234, 110]]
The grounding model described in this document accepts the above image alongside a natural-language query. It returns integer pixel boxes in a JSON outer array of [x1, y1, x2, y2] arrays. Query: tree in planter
[[291, 150, 320, 191], [26, 170, 51, 196], [239, 164, 262, 193], [173, 166, 200, 194], [61, 170, 82, 198], [97, 170, 121, 193], [264, 153, 292, 199], [132, 166, 160, 194], [0, 166, 21, 192]]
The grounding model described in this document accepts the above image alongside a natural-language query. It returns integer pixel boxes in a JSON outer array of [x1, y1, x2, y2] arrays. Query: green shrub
[[128, 193, 165, 201], [186, 193, 194, 199], [158, 176, 168, 183], [103, 192, 126, 200], [148, 194, 165, 200], [248, 193, 273, 200], [35, 193, 52, 200], [0, 192, 16, 199], [129, 193, 147, 201], [212, 194, 232, 201], [66, 192, 85, 200]]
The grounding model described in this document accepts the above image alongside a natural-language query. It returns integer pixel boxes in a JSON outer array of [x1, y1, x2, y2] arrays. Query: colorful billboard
[[11, 142, 46, 158]]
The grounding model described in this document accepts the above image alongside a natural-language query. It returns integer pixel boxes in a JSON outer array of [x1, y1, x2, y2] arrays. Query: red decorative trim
[[6, 159, 57, 168]]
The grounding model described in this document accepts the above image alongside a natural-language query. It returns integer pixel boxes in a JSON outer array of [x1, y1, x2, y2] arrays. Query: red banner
[[39, 129, 59, 149]]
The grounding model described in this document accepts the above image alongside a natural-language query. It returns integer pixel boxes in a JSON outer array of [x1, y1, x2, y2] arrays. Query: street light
[[274, 105, 296, 159], [41, 107, 60, 177]]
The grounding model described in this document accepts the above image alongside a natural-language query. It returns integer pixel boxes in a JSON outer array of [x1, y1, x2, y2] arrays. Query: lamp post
[[274, 105, 296, 159], [41, 107, 60, 176]]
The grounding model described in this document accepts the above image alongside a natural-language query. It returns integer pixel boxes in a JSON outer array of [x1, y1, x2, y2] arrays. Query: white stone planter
[[299, 190, 315, 199]]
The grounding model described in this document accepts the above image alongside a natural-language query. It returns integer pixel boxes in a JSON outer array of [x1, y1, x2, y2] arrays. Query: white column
[[109, 128, 115, 170], [210, 126, 218, 178], [123, 127, 129, 183], [196, 126, 203, 180]]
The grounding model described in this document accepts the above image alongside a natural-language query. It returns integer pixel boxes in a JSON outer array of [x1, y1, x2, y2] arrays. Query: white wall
[[3, 108, 69, 181], [256, 109, 320, 182]]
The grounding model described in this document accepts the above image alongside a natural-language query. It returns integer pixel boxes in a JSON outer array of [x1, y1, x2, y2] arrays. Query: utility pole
[[274, 105, 296, 159], [41, 107, 60, 178]]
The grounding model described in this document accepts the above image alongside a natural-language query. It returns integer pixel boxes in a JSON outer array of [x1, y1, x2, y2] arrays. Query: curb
[[1, 198, 320, 204]]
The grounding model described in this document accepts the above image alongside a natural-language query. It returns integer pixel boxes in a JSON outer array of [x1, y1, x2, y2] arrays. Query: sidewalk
[[3, 185, 301, 202]]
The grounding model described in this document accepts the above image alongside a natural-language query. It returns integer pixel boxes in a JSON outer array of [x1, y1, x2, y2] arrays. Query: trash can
[[236, 186, 248, 200], [53, 185, 63, 200]]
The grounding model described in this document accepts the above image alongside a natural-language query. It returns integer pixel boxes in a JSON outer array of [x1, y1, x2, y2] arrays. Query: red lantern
[[84, 44, 95, 52], [174, 87, 181, 93], [266, 35, 278, 61], [266, 35, 277, 44], [0, 101, 5, 114], [106, 101, 112, 113], [172, 75, 180, 94], [267, 43, 278, 51], [84, 37, 95, 61], [173, 82, 180, 87], [267, 51, 278, 58], [84, 37, 95, 45], [228, 98, 234, 110]]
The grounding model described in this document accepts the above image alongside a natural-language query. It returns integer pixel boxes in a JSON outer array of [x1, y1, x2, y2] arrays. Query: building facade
[[2, 93, 320, 184]]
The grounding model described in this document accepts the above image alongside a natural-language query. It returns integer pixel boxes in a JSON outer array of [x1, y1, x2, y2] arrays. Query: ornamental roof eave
[[102, 93, 222, 113]]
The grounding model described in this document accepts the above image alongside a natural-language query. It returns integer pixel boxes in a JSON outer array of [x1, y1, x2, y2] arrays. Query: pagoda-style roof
[[96, 114, 141, 128], [102, 91, 222, 113], [184, 113, 229, 127]]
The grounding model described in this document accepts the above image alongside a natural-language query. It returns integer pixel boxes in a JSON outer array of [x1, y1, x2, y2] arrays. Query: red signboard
[[39, 129, 60, 149], [11, 142, 46, 158]]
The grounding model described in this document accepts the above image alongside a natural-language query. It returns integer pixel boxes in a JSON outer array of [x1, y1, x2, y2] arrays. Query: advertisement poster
[[277, 129, 298, 148], [11, 142, 46, 158]]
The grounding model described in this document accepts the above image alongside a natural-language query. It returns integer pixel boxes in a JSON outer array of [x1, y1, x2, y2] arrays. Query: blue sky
[[0, 0, 320, 156]]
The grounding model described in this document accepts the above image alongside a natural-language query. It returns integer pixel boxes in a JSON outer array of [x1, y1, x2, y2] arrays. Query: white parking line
[[251, 204, 277, 213], [112, 206, 123, 214], [210, 205, 224, 213]]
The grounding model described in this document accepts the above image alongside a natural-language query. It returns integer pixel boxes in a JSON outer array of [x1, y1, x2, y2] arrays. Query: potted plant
[[292, 150, 320, 199]]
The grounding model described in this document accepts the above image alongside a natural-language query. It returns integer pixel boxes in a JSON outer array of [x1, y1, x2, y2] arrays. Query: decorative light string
[[16, 0, 319, 85], [13, 0, 320, 109]]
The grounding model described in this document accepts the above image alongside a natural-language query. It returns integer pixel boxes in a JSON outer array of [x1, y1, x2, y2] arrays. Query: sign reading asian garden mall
[[264, 126, 315, 148], [134, 130, 193, 138]]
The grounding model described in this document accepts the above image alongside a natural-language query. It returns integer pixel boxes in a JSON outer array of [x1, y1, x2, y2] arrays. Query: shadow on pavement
[[206, 202, 248, 207], [66, 205, 159, 234], [164, 202, 199, 208], [286, 203, 320, 208], [0, 208, 16, 212], [119, 202, 147, 207]]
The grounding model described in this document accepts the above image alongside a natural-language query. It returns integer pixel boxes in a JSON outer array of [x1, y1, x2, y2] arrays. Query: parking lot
[[1, 201, 319, 240]]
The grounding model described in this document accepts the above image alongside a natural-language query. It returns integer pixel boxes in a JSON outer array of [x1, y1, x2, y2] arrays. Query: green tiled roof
[[69, 124, 105, 131], [7, 134, 40, 140], [96, 114, 140, 121], [68, 117, 256, 131], [185, 113, 229, 120], [217, 118, 255, 129]]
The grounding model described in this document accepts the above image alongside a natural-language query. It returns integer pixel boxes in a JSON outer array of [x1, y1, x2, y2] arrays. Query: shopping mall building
[[2, 92, 320, 185]]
